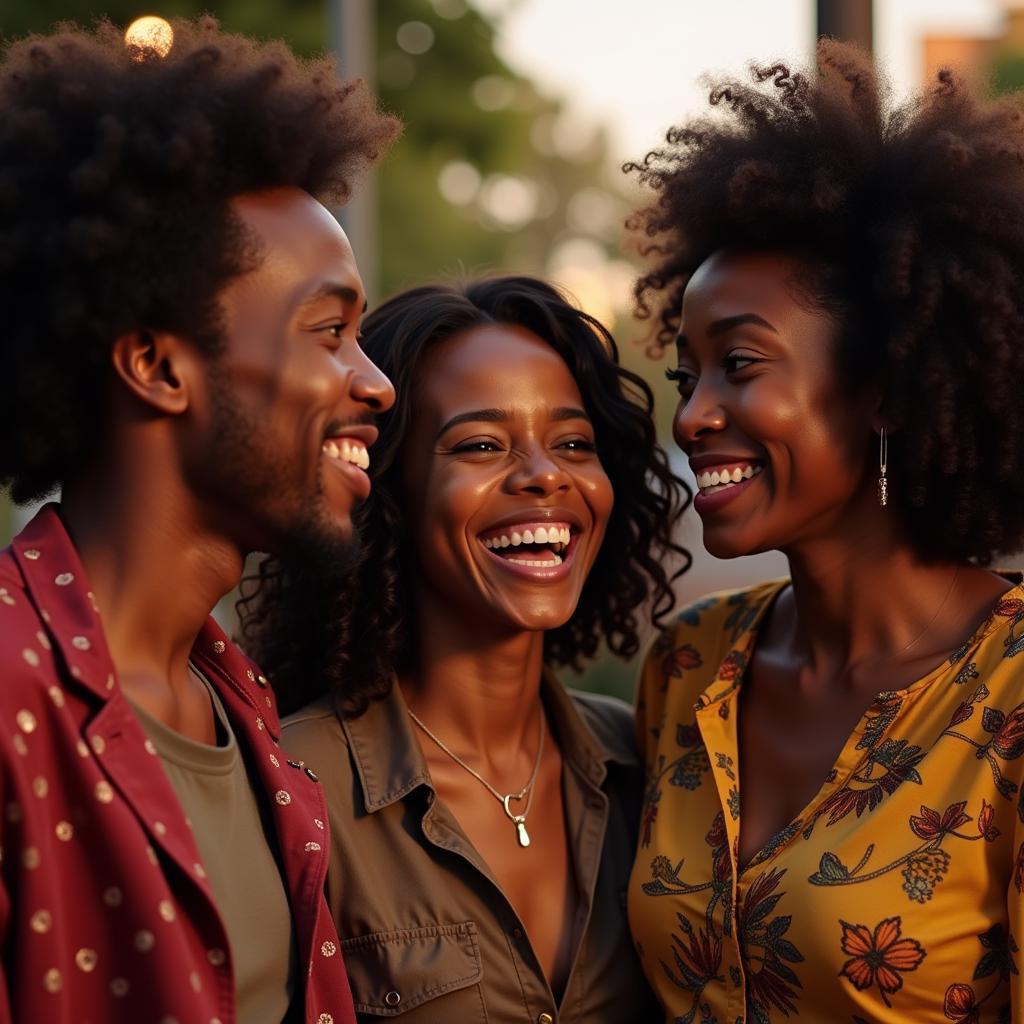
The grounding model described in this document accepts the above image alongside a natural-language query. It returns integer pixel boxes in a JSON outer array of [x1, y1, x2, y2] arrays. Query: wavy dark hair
[[240, 276, 690, 716], [626, 39, 1024, 564], [0, 17, 399, 504]]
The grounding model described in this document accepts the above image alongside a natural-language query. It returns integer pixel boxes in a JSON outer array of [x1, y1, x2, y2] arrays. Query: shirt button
[[538, 1014, 554, 1024], [512, 927, 524, 940], [384, 991, 401, 1007]]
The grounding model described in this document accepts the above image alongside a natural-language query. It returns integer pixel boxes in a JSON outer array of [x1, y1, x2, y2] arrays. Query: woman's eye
[[452, 440, 501, 454], [557, 438, 597, 452], [723, 354, 761, 374], [665, 366, 696, 394]]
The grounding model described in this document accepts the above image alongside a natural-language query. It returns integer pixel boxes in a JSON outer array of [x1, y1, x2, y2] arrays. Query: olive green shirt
[[282, 674, 658, 1023], [132, 677, 299, 1024]]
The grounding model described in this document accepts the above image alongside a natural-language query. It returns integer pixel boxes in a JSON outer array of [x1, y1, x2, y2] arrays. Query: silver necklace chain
[[408, 704, 545, 848]]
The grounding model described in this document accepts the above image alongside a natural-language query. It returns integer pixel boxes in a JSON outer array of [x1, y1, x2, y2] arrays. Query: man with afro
[[0, 17, 398, 1023]]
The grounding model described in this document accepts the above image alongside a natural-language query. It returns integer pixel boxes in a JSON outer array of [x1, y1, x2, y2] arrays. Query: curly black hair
[[239, 276, 690, 716], [626, 39, 1024, 564], [0, 17, 399, 504]]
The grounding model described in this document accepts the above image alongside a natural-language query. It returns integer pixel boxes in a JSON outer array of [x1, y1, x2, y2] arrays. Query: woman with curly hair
[[627, 40, 1024, 1023], [240, 276, 687, 1022]]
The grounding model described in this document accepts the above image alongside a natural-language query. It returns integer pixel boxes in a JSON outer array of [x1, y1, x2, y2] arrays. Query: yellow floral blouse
[[628, 577, 1024, 1024]]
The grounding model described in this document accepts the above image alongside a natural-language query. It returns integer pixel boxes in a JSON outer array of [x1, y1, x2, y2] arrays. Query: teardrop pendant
[[515, 818, 531, 847]]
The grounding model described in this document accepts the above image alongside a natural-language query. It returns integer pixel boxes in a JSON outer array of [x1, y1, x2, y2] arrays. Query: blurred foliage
[[374, 0, 631, 296], [2, 0, 631, 295], [992, 53, 1024, 95]]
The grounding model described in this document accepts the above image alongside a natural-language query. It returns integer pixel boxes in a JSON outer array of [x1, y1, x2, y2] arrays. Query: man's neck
[[60, 475, 243, 698]]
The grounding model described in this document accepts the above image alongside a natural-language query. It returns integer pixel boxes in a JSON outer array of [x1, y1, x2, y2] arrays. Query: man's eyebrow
[[297, 282, 366, 313], [435, 408, 506, 440]]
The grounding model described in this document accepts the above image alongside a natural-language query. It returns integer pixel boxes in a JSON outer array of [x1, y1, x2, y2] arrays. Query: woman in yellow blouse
[[625, 40, 1024, 1023]]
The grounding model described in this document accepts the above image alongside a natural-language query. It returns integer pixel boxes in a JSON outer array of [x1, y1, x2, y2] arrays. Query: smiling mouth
[[478, 522, 576, 568], [322, 437, 369, 471], [694, 462, 763, 497]]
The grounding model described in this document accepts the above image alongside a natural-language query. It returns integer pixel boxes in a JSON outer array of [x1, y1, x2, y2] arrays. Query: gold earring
[[877, 427, 888, 508]]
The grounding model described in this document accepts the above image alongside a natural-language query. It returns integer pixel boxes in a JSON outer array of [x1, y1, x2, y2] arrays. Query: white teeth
[[695, 464, 762, 490], [509, 554, 563, 567], [323, 438, 370, 471], [480, 524, 575, 555]]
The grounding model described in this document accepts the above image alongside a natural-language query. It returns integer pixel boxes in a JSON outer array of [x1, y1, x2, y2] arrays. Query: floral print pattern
[[629, 578, 1024, 1022], [839, 916, 925, 1005]]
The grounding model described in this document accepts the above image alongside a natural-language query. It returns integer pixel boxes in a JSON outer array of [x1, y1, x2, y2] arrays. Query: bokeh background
[[3, 0, 1022, 697]]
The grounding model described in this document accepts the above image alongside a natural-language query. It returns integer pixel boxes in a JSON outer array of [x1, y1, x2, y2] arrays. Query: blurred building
[[921, 0, 1024, 91]]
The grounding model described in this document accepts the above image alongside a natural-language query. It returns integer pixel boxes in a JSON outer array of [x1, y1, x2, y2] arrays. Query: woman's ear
[[110, 330, 194, 416]]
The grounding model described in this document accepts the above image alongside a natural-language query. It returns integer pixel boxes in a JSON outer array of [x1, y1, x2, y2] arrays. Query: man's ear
[[110, 330, 196, 415]]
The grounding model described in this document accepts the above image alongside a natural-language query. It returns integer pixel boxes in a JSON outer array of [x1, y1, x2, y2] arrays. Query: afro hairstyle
[[627, 40, 1024, 564], [0, 17, 399, 504]]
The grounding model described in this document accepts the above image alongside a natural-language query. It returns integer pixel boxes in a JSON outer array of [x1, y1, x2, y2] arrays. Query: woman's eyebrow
[[676, 313, 778, 353], [551, 406, 591, 423], [707, 313, 778, 337], [434, 408, 506, 440]]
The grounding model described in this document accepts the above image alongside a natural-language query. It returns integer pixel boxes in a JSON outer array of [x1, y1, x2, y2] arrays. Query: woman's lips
[[477, 523, 580, 581], [480, 538, 577, 581], [692, 468, 763, 515]]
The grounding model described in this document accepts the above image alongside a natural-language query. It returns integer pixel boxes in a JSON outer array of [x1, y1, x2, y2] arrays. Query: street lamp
[[328, 0, 380, 302]]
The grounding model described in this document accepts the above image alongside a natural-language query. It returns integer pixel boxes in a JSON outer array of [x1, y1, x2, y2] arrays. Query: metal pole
[[328, 0, 380, 302], [816, 0, 873, 51]]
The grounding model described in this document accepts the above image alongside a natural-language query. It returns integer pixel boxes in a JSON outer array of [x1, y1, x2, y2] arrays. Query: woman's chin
[[701, 526, 772, 561], [490, 600, 579, 636]]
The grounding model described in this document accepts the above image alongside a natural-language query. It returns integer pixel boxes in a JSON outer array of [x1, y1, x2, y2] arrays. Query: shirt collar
[[12, 503, 118, 702], [342, 669, 635, 812], [11, 504, 275, 733], [694, 579, 789, 711]]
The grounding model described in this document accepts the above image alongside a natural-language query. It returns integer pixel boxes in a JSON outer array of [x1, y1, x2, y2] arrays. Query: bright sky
[[476, 0, 1005, 163]]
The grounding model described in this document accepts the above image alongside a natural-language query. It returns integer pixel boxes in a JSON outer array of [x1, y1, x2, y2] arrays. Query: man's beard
[[200, 370, 362, 583]]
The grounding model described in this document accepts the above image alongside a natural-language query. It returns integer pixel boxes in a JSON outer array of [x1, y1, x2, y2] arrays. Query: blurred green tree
[[2, 0, 631, 296]]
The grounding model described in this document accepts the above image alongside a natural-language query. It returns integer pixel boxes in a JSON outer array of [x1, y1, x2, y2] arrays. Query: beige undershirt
[[131, 673, 299, 1024]]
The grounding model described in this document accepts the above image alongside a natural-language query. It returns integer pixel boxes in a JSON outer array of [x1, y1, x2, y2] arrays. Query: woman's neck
[[402, 600, 546, 761], [777, 526, 1007, 690]]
